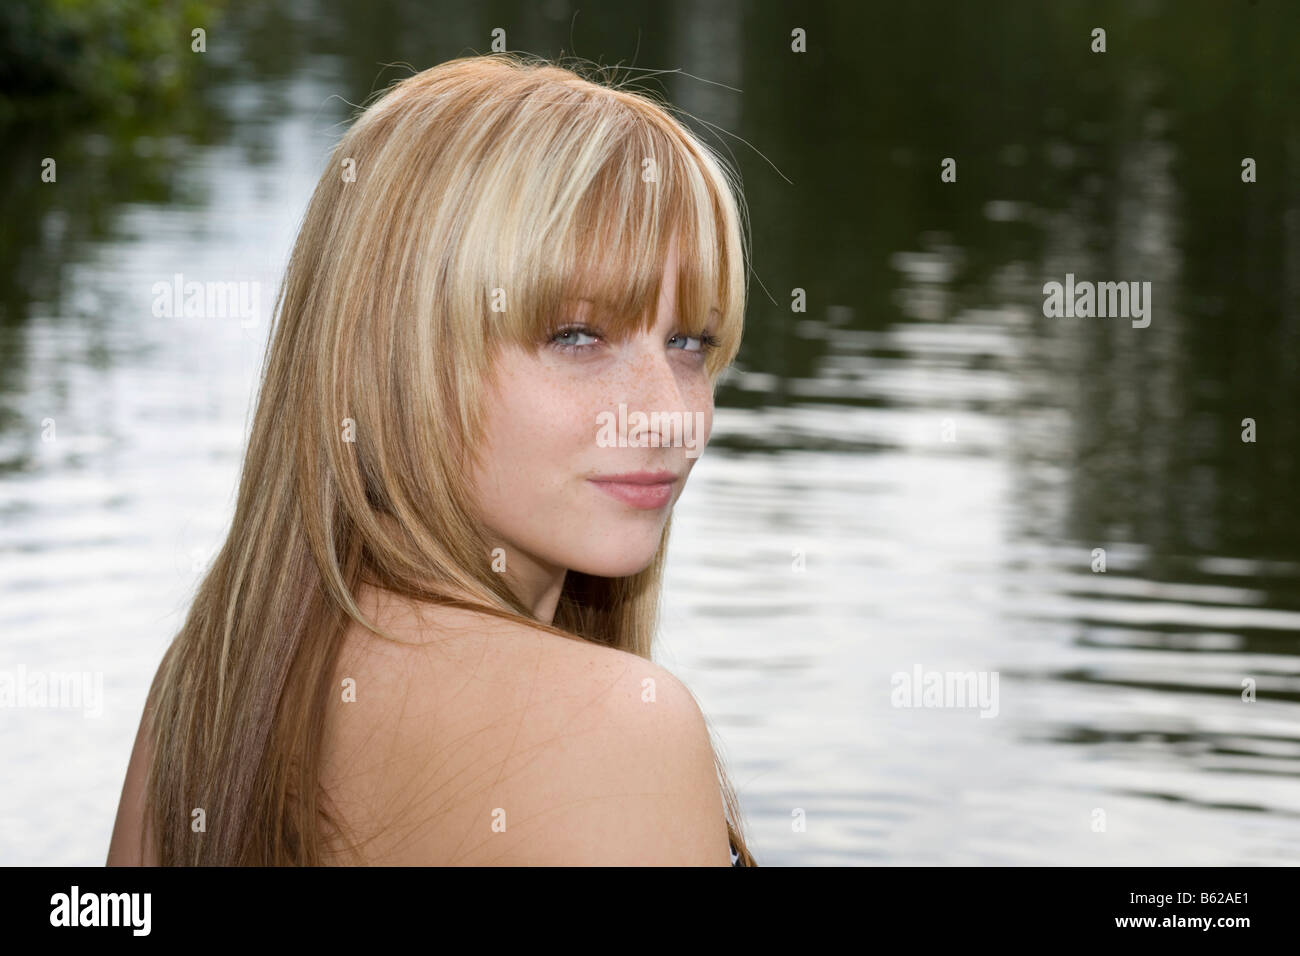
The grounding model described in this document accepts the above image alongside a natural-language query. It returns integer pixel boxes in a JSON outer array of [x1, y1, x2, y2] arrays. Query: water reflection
[[1, 0, 1297, 865]]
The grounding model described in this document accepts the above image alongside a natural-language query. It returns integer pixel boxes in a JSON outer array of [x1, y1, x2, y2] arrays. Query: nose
[[624, 338, 692, 449]]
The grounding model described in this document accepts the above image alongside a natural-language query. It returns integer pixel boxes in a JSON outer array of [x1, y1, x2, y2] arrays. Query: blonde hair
[[143, 52, 754, 865]]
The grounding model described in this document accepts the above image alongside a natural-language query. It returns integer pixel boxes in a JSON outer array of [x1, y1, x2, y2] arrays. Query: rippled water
[[2, 1, 1298, 865], [673, 356, 1300, 866]]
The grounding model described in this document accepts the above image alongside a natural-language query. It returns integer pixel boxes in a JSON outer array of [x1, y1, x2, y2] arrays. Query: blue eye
[[548, 325, 602, 351], [546, 325, 721, 356], [669, 331, 722, 353]]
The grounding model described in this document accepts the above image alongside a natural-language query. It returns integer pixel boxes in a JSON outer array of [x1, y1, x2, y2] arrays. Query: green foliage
[[0, 0, 218, 123]]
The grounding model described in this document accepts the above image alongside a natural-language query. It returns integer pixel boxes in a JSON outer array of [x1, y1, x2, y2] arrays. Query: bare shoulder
[[106, 659, 163, 866], [463, 624, 731, 866], [328, 605, 731, 866]]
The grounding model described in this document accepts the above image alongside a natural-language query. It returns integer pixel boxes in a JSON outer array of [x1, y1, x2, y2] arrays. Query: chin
[[563, 540, 662, 578]]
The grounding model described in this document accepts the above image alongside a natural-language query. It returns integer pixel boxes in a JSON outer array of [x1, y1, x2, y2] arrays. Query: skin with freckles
[[467, 234, 715, 623]]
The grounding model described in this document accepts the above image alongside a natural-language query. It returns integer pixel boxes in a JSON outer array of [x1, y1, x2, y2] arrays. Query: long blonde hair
[[143, 52, 754, 865]]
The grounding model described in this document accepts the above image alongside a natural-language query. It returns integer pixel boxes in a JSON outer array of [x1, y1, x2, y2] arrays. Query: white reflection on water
[[3, 72, 1299, 867], [667, 402, 1300, 865]]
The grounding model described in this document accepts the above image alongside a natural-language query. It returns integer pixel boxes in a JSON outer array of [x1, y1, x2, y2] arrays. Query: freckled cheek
[[685, 381, 714, 431], [514, 383, 603, 461]]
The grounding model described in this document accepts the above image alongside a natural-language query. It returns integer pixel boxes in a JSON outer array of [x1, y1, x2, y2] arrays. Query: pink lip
[[587, 471, 680, 509]]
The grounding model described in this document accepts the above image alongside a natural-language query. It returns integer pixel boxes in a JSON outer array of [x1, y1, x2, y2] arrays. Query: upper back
[[319, 589, 732, 865], [106, 688, 160, 866], [106, 586, 732, 866]]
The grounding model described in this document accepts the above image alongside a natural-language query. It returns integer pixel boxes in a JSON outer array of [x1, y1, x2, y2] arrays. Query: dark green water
[[1, 0, 1297, 864]]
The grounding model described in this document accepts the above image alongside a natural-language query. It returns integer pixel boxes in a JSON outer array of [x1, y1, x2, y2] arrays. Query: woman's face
[[468, 235, 716, 595]]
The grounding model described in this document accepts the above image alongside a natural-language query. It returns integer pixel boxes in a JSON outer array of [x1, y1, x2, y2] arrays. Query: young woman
[[106, 52, 755, 866]]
